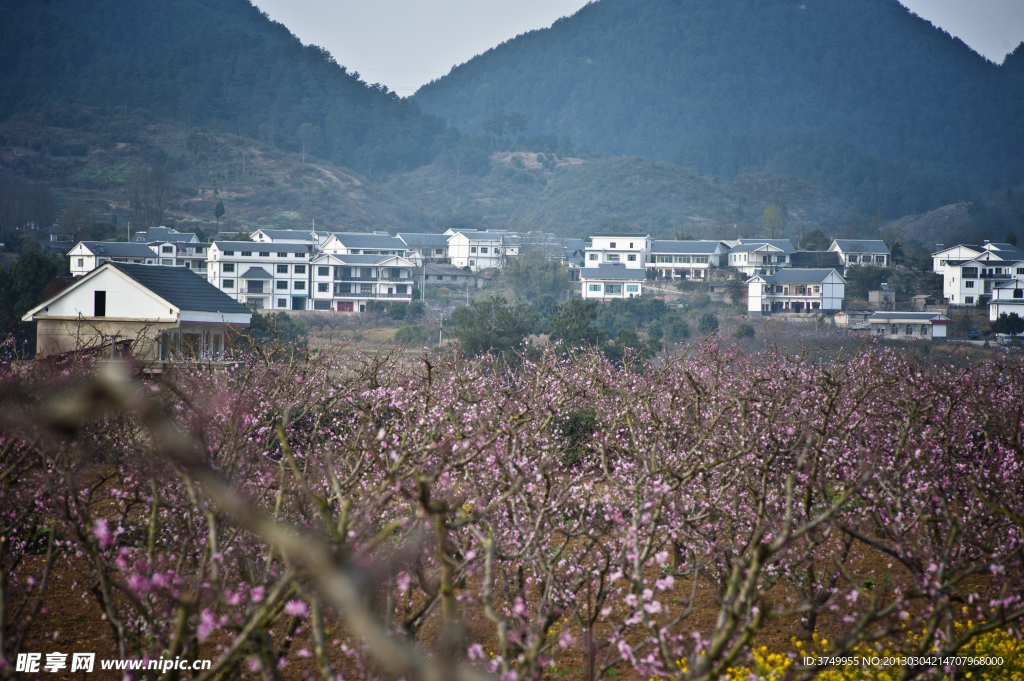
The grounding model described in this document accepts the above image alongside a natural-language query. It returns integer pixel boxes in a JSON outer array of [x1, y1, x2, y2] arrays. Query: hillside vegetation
[[414, 0, 1024, 217], [0, 0, 445, 174]]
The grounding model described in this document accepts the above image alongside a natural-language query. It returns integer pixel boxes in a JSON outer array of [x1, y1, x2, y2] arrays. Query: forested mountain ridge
[[0, 0, 446, 174], [413, 0, 1024, 218]]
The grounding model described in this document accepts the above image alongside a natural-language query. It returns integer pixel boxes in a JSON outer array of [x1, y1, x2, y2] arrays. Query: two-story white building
[[989, 279, 1024, 322], [940, 256, 1024, 306], [829, 239, 890, 273], [932, 241, 1024, 275], [321, 232, 409, 257], [583, 234, 652, 270], [581, 265, 645, 300], [309, 253, 415, 312], [747, 269, 845, 314], [726, 242, 793, 277], [149, 241, 209, 271], [206, 241, 313, 310], [397, 232, 451, 265], [446, 229, 507, 271], [647, 240, 725, 280], [68, 241, 160, 277]]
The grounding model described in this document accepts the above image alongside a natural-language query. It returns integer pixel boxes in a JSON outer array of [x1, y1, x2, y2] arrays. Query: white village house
[[746, 269, 845, 314], [309, 253, 414, 312], [932, 241, 1024, 275], [868, 312, 951, 340], [829, 239, 890, 272], [321, 232, 409, 257], [584, 234, 652, 269], [725, 239, 796, 277], [21, 262, 251, 359], [206, 241, 313, 310], [68, 241, 160, 277], [581, 265, 645, 300], [446, 229, 506, 271], [989, 279, 1024, 322], [647, 240, 725, 280], [939, 256, 1024, 306], [397, 232, 451, 265]]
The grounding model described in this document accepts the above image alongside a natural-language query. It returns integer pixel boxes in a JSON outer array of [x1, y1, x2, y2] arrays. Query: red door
[[337, 302, 354, 312]]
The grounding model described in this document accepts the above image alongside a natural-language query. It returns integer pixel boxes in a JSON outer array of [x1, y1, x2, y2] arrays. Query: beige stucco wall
[[35, 318, 177, 359]]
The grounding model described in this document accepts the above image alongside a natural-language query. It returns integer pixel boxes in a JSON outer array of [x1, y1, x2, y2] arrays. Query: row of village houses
[[63, 225, 898, 310], [59, 225, 1024, 321], [21, 226, 1024, 360]]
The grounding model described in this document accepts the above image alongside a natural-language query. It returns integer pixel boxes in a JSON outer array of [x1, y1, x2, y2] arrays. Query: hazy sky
[[252, 0, 1024, 96]]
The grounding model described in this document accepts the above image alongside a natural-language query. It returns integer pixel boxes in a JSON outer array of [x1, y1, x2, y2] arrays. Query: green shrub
[[698, 312, 719, 335], [690, 290, 711, 308], [734, 323, 755, 339]]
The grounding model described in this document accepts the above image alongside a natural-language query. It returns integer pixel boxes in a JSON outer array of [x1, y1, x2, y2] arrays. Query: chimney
[[936, 244, 943, 251], [983, 239, 990, 246]]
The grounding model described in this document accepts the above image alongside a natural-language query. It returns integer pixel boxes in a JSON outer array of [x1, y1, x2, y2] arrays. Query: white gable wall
[[40, 268, 175, 320]]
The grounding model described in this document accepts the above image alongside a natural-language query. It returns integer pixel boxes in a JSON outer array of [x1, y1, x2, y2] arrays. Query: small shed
[[868, 283, 895, 306], [910, 294, 944, 311]]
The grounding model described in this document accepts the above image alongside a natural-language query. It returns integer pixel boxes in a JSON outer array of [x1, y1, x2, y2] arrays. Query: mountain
[[413, 0, 1024, 217], [0, 0, 446, 174], [389, 152, 860, 239]]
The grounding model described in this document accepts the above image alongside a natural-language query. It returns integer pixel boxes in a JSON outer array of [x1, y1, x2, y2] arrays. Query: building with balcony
[[829, 239, 890, 273], [251, 229, 319, 244], [941, 257, 1024, 306], [932, 241, 1024, 275], [397, 232, 451, 265], [647, 240, 725, 280], [726, 242, 793, 276], [746, 268, 845, 314], [581, 265, 645, 300], [868, 312, 950, 340], [321, 232, 409, 257], [68, 241, 160, 277], [989, 279, 1024, 322], [309, 253, 414, 311], [206, 241, 313, 310], [584, 234, 651, 270], [149, 241, 209, 271]]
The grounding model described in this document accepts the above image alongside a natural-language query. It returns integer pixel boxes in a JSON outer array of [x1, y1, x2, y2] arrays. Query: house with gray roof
[[648, 240, 727, 280], [829, 239, 890, 272], [207, 241, 314, 310], [22, 261, 250, 360], [746, 268, 845, 315], [581, 265, 646, 300], [68, 241, 160, 277], [321, 232, 408, 256], [131, 227, 199, 244], [397, 232, 451, 264], [309, 252, 414, 312], [868, 312, 951, 340]]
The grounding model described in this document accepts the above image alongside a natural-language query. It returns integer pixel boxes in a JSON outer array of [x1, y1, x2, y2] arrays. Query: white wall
[[41, 268, 175, 320]]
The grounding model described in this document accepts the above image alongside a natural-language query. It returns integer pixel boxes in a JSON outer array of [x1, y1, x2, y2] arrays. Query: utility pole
[[439, 318, 443, 346], [422, 267, 426, 302]]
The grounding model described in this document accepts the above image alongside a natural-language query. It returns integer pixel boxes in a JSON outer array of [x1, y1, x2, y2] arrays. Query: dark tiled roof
[[751, 268, 842, 283], [580, 265, 647, 281], [397, 232, 451, 247], [110, 263, 250, 314], [790, 251, 842, 268], [240, 266, 273, 279], [80, 241, 157, 258], [870, 312, 951, 322], [329, 233, 407, 249], [214, 241, 309, 253], [651, 240, 722, 254], [831, 239, 889, 253]]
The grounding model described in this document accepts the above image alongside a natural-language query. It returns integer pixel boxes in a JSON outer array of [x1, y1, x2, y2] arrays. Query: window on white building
[[318, 283, 329, 292], [277, 264, 288, 274], [471, 247, 477, 253], [589, 284, 601, 292], [318, 266, 330, 276], [223, 263, 235, 273], [294, 281, 305, 290], [295, 265, 306, 274], [965, 296, 974, 304], [162, 245, 173, 253], [589, 254, 598, 261], [314, 301, 331, 310], [223, 279, 234, 289], [480, 247, 488, 254], [605, 284, 622, 294], [76, 258, 83, 267], [278, 298, 287, 308], [277, 252, 287, 257], [469, 260, 475, 266], [276, 281, 288, 290], [260, 252, 270, 257], [626, 284, 639, 293], [242, 251, 252, 257], [627, 254, 636, 262], [223, 251, 235, 256], [965, 280, 975, 288], [813, 285, 820, 293], [606, 254, 619, 262], [162, 259, 173, 265]]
